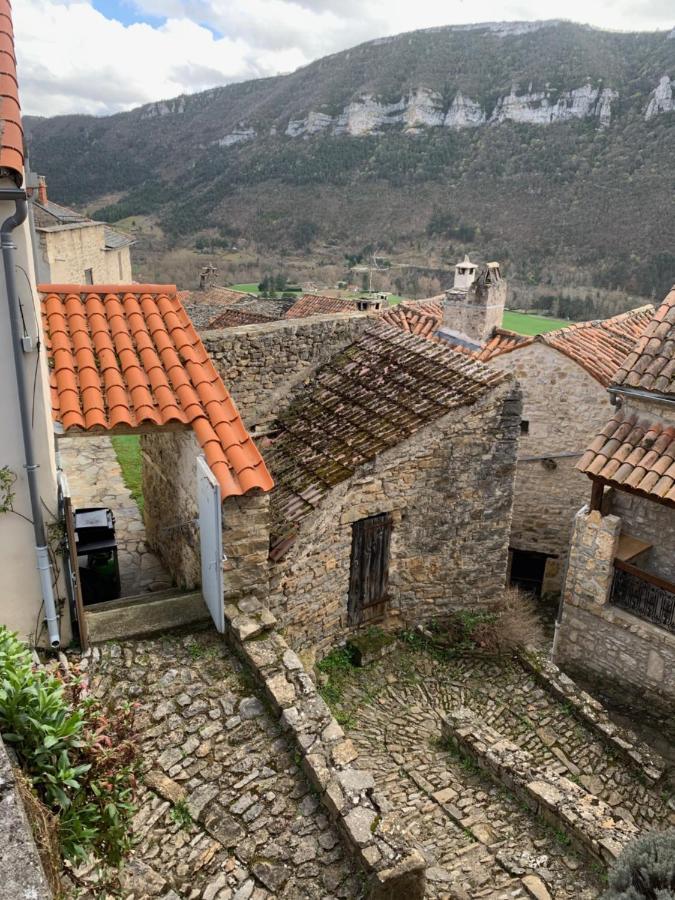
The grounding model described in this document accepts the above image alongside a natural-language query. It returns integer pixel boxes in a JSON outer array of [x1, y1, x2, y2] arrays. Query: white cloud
[[15, 0, 675, 118]]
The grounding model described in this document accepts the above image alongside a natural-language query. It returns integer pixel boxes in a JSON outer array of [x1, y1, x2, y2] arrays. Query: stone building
[[190, 312, 521, 653], [30, 176, 134, 284], [554, 286, 675, 714], [486, 309, 653, 595], [381, 259, 654, 596]]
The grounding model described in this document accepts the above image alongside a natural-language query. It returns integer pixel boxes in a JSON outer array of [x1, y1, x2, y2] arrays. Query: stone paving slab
[[337, 646, 674, 900], [59, 436, 171, 597], [64, 632, 363, 899]]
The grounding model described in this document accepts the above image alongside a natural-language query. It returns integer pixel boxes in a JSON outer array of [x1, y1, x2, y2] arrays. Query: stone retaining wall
[[0, 736, 52, 899], [441, 708, 638, 868], [519, 650, 665, 784], [222, 598, 426, 898]]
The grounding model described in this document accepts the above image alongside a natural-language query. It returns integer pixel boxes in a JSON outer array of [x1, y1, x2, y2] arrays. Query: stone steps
[[85, 590, 211, 643]]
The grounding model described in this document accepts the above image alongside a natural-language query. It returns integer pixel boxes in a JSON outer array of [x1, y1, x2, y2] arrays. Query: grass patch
[[110, 435, 144, 515], [502, 310, 572, 335], [229, 283, 261, 293], [171, 800, 193, 830], [317, 646, 358, 723]]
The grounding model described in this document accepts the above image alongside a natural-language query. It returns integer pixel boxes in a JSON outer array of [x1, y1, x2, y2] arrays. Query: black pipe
[[1, 192, 60, 646]]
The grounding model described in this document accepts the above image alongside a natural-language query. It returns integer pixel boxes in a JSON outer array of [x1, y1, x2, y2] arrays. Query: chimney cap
[[456, 254, 477, 269]]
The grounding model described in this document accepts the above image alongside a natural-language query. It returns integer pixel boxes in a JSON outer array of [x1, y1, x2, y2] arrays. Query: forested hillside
[[25, 20, 675, 301]]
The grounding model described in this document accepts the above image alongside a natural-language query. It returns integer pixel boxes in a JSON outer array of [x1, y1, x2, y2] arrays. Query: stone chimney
[[37, 175, 47, 205], [453, 254, 477, 291], [199, 264, 217, 291], [441, 260, 506, 343]]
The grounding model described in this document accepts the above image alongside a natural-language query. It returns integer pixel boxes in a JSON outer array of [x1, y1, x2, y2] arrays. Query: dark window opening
[[348, 512, 392, 627], [520, 420, 530, 435], [509, 548, 555, 598], [84, 267, 94, 285]]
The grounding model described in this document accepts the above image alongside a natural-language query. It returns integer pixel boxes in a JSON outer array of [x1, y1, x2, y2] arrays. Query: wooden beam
[[55, 422, 190, 439], [589, 479, 604, 512]]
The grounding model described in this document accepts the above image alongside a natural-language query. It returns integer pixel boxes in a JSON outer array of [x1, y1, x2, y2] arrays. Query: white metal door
[[197, 457, 225, 633]]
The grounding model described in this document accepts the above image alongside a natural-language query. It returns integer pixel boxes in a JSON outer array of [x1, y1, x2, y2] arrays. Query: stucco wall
[[0, 185, 67, 646], [202, 313, 374, 425], [490, 342, 613, 591], [267, 381, 521, 652], [36, 224, 132, 284]]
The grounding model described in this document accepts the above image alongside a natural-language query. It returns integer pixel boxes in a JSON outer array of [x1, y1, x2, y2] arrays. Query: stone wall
[[222, 594, 426, 898], [610, 489, 675, 583], [36, 224, 132, 284], [442, 279, 506, 342], [141, 431, 201, 589], [441, 708, 638, 867], [491, 343, 613, 592], [221, 491, 271, 610], [0, 737, 52, 899], [555, 505, 675, 714], [268, 381, 521, 653], [202, 313, 374, 425]]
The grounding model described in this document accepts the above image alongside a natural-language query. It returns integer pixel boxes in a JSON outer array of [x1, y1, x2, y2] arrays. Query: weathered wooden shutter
[[348, 513, 392, 626]]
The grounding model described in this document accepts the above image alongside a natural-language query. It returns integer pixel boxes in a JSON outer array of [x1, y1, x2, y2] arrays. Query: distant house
[[554, 285, 675, 714], [30, 176, 134, 284]]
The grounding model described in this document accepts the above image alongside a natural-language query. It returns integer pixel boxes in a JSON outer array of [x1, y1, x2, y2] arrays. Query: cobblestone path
[[339, 647, 674, 900], [59, 436, 170, 596], [67, 631, 362, 900]]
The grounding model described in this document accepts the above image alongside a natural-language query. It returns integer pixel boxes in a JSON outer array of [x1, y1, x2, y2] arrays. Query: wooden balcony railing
[[610, 559, 675, 635]]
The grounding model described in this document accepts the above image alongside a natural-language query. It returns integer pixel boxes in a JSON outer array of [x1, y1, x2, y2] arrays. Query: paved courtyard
[[337, 643, 674, 900], [59, 436, 170, 597], [66, 631, 363, 900]]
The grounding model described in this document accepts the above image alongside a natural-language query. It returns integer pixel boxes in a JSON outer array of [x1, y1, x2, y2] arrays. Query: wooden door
[[58, 473, 89, 650], [348, 513, 392, 626]]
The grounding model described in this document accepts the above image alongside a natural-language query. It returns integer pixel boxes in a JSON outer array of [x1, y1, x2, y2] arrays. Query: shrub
[[0, 627, 138, 864], [603, 829, 675, 899]]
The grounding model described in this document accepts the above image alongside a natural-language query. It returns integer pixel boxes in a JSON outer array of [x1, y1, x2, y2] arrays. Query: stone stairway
[[85, 589, 211, 643]]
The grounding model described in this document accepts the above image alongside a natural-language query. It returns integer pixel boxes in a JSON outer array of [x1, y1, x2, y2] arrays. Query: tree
[[603, 829, 675, 899], [292, 220, 319, 250]]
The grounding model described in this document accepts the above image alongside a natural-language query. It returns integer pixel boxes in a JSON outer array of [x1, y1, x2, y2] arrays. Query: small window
[[520, 420, 530, 435], [84, 267, 94, 285], [118, 254, 123, 280]]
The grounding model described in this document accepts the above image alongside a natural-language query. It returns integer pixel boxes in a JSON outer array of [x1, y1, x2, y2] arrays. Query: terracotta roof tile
[[0, 1, 23, 184], [265, 323, 508, 552], [40, 284, 273, 499], [476, 328, 534, 361], [612, 287, 675, 396], [380, 300, 442, 338], [284, 294, 356, 318], [577, 409, 675, 506]]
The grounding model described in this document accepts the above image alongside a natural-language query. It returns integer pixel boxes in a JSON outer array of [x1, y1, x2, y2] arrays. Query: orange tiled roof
[[208, 307, 277, 328], [539, 306, 655, 387], [380, 300, 442, 338], [612, 288, 675, 396], [475, 328, 534, 361], [577, 410, 675, 506], [40, 284, 273, 498], [0, 1, 23, 184], [284, 293, 356, 318]]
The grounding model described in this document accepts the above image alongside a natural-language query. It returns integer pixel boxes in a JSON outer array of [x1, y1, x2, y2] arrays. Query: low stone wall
[[519, 650, 665, 784], [221, 491, 271, 608], [0, 737, 52, 899], [555, 505, 675, 715], [222, 598, 426, 898], [441, 708, 638, 868]]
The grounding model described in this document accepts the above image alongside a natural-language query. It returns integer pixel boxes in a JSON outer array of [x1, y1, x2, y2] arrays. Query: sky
[[16, 0, 674, 118]]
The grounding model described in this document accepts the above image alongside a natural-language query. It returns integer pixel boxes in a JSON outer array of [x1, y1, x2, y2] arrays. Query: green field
[[230, 283, 261, 293], [502, 310, 571, 335], [111, 435, 144, 515]]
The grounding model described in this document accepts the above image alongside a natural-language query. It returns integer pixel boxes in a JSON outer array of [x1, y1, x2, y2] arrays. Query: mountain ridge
[[24, 20, 675, 299]]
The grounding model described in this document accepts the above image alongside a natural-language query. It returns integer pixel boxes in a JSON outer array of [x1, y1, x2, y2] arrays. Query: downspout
[[1, 190, 60, 647]]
